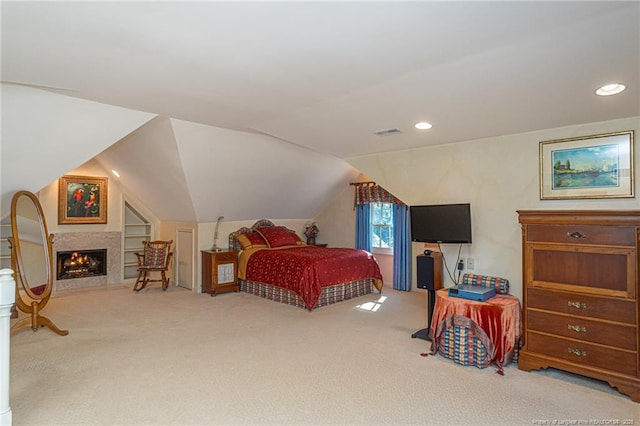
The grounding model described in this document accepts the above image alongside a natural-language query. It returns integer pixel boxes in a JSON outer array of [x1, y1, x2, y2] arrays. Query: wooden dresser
[[518, 210, 639, 402]]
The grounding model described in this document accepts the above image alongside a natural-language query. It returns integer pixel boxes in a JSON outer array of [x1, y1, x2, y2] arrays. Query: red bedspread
[[244, 246, 383, 310]]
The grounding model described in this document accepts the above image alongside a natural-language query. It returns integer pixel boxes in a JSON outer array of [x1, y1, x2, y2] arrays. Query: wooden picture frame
[[58, 175, 108, 224], [539, 131, 634, 200]]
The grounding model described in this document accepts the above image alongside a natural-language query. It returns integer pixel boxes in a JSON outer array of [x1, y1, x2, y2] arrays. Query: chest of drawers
[[518, 210, 640, 402]]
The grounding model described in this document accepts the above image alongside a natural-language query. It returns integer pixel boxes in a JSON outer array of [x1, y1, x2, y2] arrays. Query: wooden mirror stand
[[9, 190, 68, 336]]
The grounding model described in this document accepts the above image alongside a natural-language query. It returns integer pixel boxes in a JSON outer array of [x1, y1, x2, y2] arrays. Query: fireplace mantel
[[53, 232, 122, 291]]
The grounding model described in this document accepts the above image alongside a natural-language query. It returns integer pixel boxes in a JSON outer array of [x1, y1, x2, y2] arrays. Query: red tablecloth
[[430, 289, 522, 372]]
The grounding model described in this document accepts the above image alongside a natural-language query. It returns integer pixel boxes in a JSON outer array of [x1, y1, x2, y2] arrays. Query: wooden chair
[[133, 240, 173, 291]]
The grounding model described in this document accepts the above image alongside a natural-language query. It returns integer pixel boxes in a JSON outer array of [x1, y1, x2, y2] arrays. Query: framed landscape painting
[[539, 131, 634, 200], [58, 175, 108, 224]]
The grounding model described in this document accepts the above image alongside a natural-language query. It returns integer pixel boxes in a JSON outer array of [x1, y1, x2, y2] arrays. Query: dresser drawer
[[526, 224, 636, 246], [527, 309, 636, 350], [526, 332, 637, 376], [215, 252, 237, 263], [528, 245, 633, 296], [527, 288, 636, 324]]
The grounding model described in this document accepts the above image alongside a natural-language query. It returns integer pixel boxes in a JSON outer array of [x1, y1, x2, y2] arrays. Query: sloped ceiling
[[93, 117, 198, 222], [171, 119, 358, 222], [1, 84, 156, 216], [94, 117, 359, 223], [0, 83, 359, 222], [2, 2, 639, 222]]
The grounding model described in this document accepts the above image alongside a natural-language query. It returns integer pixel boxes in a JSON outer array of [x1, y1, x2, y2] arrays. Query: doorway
[[176, 228, 194, 290]]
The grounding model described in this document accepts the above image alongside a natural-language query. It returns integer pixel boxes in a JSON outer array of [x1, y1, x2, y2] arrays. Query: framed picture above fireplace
[[58, 175, 108, 224]]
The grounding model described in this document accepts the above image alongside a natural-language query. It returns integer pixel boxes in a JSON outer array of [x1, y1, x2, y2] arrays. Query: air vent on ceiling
[[374, 128, 402, 137]]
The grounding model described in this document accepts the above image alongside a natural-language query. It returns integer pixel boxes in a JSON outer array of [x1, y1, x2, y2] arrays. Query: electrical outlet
[[467, 258, 475, 270], [457, 259, 464, 271]]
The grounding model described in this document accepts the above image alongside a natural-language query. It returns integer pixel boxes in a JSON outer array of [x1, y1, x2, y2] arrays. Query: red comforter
[[243, 246, 383, 310]]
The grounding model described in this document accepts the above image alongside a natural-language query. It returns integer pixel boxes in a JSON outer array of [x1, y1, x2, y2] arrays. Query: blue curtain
[[355, 203, 371, 251], [392, 204, 412, 291]]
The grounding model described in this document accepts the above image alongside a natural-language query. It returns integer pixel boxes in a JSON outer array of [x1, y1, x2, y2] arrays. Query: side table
[[429, 289, 522, 371], [201, 250, 239, 296]]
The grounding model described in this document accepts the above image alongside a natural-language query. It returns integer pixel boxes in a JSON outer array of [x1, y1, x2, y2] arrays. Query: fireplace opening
[[56, 249, 107, 280]]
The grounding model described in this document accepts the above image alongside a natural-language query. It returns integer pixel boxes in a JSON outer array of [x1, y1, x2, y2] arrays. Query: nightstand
[[201, 250, 239, 296]]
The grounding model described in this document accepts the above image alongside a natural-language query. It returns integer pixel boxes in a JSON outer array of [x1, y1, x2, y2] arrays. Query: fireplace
[[56, 249, 107, 280]]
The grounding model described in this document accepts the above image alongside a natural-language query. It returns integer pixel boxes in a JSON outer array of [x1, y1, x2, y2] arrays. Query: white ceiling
[[2, 2, 639, 223], [3, 1, 638, 159]]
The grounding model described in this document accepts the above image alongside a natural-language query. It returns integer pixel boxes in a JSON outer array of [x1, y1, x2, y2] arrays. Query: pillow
[[256, 226, 299, 248], [235, 232, 268, 250], [461, 273, 510, 295]]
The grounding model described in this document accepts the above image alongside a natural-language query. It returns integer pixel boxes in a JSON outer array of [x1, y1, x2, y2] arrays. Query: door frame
[[175, 227, 195, 291]]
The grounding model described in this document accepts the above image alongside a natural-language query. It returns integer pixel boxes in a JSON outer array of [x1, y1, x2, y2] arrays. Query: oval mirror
[[10, 190, 68, 336], [12, 191, 50, 299]]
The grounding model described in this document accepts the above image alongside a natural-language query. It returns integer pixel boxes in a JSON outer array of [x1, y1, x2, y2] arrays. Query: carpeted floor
[[9, 284, 639, 425]]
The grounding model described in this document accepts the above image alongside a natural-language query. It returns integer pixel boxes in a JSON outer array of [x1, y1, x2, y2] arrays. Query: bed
[[229, 219, 383, 311]]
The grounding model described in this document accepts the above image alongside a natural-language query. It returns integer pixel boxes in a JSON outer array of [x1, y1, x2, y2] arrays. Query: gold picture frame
[[58, 175, 108, 224], [539, 131, 634, 200]]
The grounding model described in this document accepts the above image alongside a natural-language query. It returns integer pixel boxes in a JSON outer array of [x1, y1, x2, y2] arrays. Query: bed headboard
[[228, 219, 283, 251]]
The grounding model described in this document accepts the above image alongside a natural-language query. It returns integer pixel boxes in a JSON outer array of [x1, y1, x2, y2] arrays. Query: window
[[371, 202, 393, 250]]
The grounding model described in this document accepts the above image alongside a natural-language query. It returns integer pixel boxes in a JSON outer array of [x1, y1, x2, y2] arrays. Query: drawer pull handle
[[567, 324, 587, 333], [567, 301, 587, 309], [567, 231, 587, 239], [568, 347, 587, 357]]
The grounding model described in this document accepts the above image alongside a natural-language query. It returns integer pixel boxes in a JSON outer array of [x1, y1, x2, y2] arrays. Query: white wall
[[343, 116, 640, 301], [38, 159, 160, 235], [313, 182, 357, 248], [313, 173, 396, 286], [158, 220, 198, 289], [36, 159, 161, 286]]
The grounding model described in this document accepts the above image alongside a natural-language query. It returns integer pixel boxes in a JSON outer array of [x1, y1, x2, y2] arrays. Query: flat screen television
[[410, 203, 472, 244]]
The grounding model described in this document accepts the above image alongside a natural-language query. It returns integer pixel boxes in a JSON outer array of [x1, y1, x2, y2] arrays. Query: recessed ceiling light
[[595, 83, 626, 96], [111, 169, 120, 178], [414, 121, 433, 130]]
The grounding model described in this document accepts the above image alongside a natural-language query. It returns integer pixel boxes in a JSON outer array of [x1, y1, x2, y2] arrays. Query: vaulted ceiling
[[2, 2, 638, 222]]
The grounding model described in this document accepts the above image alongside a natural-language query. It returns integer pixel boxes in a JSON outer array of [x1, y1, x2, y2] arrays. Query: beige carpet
[[9, 284, 639, 425]]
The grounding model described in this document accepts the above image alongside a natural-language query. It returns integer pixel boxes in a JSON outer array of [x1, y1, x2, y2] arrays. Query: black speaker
[[412, 253, 443, 341], [417, 255, 435, 290], [416, 253, 442, 290]]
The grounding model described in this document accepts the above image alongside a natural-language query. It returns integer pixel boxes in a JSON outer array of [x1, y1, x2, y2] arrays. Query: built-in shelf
[[0, 221, 12, 270], [123, 202, 151, 279]]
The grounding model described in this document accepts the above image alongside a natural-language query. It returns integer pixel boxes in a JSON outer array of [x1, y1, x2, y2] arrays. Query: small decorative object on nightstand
[[210, 215, 224, 252], [304, 221, 319, 245], [201, 249, 239, 296]]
